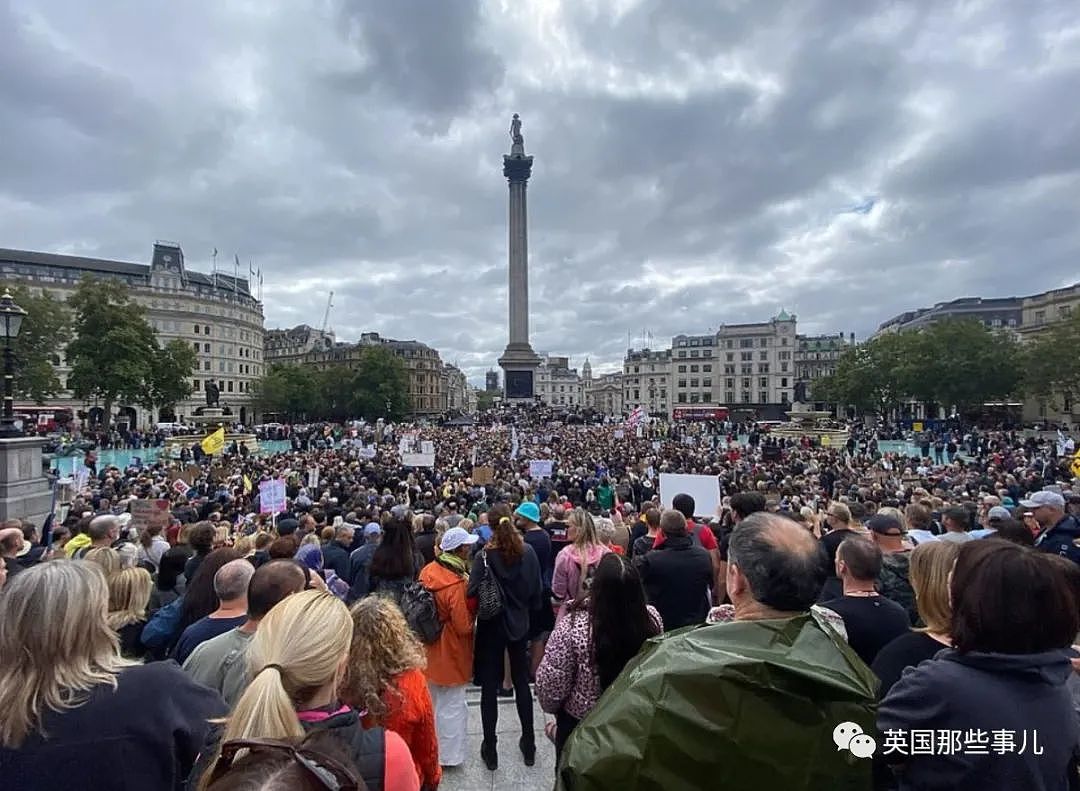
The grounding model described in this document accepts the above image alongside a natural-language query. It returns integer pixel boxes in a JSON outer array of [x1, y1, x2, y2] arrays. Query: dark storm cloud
[[0, 0, 1077, 382]]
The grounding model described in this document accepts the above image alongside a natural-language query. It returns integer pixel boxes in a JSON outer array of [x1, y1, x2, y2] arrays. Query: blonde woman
[[871, 540, 960, 700], [342, 596, 440, 790], [83, 546, 122, 578], [0, 562, 225, 789], [107, 566, 153, 659], [551, 508, 611, 621], [190, 589, 419, 791]]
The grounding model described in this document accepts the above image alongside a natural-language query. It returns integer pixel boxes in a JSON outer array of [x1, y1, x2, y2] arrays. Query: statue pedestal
[[0, 436, 54, 527]]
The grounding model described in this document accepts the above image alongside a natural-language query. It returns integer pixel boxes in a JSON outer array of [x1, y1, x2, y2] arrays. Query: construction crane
[[321, 291, 334, 334]]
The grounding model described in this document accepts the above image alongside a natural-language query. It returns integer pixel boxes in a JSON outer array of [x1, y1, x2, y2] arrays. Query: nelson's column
[[497, 113, 541, 402]]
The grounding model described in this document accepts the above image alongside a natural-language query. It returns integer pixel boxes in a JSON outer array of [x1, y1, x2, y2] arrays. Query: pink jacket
[[551, 544, 610, 621], [537, 605, 662, 720]]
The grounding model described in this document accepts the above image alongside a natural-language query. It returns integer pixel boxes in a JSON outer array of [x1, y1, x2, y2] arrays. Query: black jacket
[[321, 540, 351, 580], [0, 661, 225, 791], [414, 529, 438, 566], [468, 544, 543, 642], [636, 535, 713, 631]]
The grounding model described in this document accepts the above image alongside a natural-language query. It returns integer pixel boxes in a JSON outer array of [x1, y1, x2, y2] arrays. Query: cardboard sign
[[472, 465, 495, 485], [528, 460, 554, 479], [912, 421, 924, 433], [130, 499, 171, 530], [658, 473, 721, 517], [258, 479, 287, 514], [184, 464, 203, 486]]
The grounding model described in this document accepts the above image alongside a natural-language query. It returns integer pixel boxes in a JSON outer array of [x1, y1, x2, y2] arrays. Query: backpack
[[140, 596, 184, 650], [400, 581, 443, 644]]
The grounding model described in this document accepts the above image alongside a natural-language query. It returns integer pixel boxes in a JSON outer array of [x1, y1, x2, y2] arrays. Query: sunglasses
[[209, 737, 359, 790]]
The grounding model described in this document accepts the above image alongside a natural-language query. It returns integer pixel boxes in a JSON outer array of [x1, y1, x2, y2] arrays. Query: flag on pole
[[626, 405, 646, 427], [243, 474, 253, 495], [201, 426, 226, 456], [233, 254, 240, 293]]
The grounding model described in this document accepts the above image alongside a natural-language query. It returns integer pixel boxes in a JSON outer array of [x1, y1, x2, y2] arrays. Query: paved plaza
[[441, 685, 557, 791]]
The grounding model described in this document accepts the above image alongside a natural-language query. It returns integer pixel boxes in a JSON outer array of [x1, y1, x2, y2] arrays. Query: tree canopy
[[253, 347, 412, 421], [814, 319, 1023, 415], [1023, 311, 1080, 413], [0, 284, 71, 404]]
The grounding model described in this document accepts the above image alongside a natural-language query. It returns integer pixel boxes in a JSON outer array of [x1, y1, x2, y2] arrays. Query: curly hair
[[340, 596, 426, 721]]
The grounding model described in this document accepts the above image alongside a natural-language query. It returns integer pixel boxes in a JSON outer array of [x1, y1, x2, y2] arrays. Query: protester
[[630, 507, 661, 557], [106, 566, 153, 659], [868, 512, 918, 625], [135, 523, 170, 571], [342, 596, 441, 790], [0, 562, 226, 789], [939, 506, 974, 543], [820, 537, 910, 665], [150, 545, 189, 611], [879, 539, 1080, 789], [1025, 490, 1080, 563], [368, 509, 424, 602], [636, 510, 713, 631], [183, 521, 216, 581], [516, 500, 555, 672], [414, 513, 439, 566], [551, 508, 609, 620], [199, 731, 364, 790], [189, 589, 419, 791], [173, 558, 254, 664], [183, 559, 307, 707], [73, 514, 119, 558], [83, 545, 123, 578], [537, 553, 662, 763], [872, 540, 959, 700], [467, 503, 542, 771]]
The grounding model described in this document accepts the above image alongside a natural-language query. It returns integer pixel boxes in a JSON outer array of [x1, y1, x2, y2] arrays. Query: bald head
[[728, 512, 827, 613], [213, 559, 255, 603], [247, 560, 307, 620]]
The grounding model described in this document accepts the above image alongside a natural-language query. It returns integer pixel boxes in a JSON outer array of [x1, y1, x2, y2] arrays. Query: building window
[[742, 392, 751, 403], [759, 364, 769, 373], [204, 343, 210, 353], [702, 392, 712, 402], [725, 391, 734, 403], [702, 364, 711, 372], [759, 377, 768, 388], [690, 378, 699, 387], [690, 350, 699, 358], [781, 337, 788, 345], [742, 378, 751, 389], [204, 325, 211, 335], [760, 338, 768, 347], [678, 379, 687, 388], [740, 339, 753, 348], [678, 393, 687, 403], [703, 378, 712, 387], [781, 363, 789, 372], [690, 393, 700, 403], [702, 350, 712, 357], [194, 325, 200, 334], [724, 365, 735, 375], [726, 353, 734, 362], [193, 342, 200, 352], [741, 364, 752, 374], [690, 365, 699, 373], [741, 352, 752, 362], [678, 365, 687, 373], [781, 377, 789, 387], [759, 391, 768, 402]]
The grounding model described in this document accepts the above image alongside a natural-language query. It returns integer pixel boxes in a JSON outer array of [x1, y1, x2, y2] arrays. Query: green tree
[[814, 332, 915, 415], [351, 347, 411, 421], [0, 285, 71, 403], [1024, 311, 1080, 412], [66, 276, 159, 429], [476, 389, 496, 411], [148, 339, 198, 415], [907, 319, 1022, 412], [251, 364, 319, 421]]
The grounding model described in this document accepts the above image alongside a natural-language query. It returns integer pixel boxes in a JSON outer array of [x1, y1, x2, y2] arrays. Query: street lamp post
[[0, 291, 27, 438]]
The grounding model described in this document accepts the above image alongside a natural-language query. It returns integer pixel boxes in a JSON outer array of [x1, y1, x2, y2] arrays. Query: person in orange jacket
[[418, 526, 478, 768]]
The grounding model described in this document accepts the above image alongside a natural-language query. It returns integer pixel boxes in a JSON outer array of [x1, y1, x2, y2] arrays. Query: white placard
[[528, 459, 554, 479], [658, 473, 721, 517], [402, 453, 435, 467], [258, 479, 287, 514], [614, 430, 625, 439]]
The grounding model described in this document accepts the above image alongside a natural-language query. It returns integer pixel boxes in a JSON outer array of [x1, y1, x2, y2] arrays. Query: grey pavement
[[439, 685, 557, 791]]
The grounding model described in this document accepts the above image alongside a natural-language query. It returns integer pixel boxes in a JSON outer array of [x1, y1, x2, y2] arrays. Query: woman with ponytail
[[190, 589, 419, 791], [466, 503, 542, 771]]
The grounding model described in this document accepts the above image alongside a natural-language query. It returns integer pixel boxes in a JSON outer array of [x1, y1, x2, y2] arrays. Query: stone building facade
[[264, 325, 336, 365], [623, 348, 671, 417], [1018, 283, 1080, 425], [0, 242, 265, 428], [536, 354, 584, 408], [794, 333, 853, 406]]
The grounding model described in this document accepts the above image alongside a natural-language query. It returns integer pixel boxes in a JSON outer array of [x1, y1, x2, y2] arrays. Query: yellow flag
[[1071, 450, 1080, 478], [243, 474, 253, 494], [201, 426, 226, 456]]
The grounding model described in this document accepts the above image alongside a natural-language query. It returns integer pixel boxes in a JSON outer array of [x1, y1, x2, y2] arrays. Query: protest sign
[[528, 460, 554, 479], [658, 473, 720, 517], [258, 479, 287, 514], [614, 430, 625, 439], [130, 499, 171, 530], [402, 452, 435, 467], [171, 478, 191, 496], [421, 441, 435, 456], [472, 465, 495, 485], [652, 441, 662, 451], [74, 468, 90, 492], [359, 446, 377, 460], [184, 464, 202, 486], [307, 466, 320, 489]]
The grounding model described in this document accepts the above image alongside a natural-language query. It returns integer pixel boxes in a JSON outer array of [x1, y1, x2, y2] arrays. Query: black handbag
[[477, 550, 505, 621]]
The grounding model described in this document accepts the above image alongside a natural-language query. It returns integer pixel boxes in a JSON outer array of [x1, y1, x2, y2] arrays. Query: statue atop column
[[510, 113, 525, 156]]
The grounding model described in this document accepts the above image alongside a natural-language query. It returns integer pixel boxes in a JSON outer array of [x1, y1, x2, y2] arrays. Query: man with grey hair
[[172, 559, 254, 664]]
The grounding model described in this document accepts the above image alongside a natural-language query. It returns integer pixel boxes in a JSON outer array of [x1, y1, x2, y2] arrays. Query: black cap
[[867, 514, 903, 536]]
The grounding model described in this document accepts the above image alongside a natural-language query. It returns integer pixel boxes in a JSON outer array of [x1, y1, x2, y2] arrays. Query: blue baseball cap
[[363, 522, 382, 536], [514, 501, 541, 524]]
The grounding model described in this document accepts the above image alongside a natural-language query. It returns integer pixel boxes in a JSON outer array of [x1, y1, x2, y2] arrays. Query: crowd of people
[[1, 405, 1079, 790]]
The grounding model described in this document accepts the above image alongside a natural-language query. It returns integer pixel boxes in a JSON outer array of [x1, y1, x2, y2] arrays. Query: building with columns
[[1018, 283, 1080, 424], [443, 364, 470, 413], [264, 325, 336, 365], [795, 332, 854, 407], [0, 241, 265, 428], [586, 370, 625, 416]]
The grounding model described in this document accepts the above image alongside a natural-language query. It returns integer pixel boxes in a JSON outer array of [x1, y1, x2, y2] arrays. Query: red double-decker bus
[[672, 406, 730, 422]]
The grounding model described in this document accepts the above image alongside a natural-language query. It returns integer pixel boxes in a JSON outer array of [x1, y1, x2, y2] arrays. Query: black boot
[[481, 739, 498, 771], [519, 735, 536, 767]]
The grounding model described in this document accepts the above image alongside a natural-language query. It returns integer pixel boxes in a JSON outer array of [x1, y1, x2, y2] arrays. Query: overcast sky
[[2, 1, 1078, 382]]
